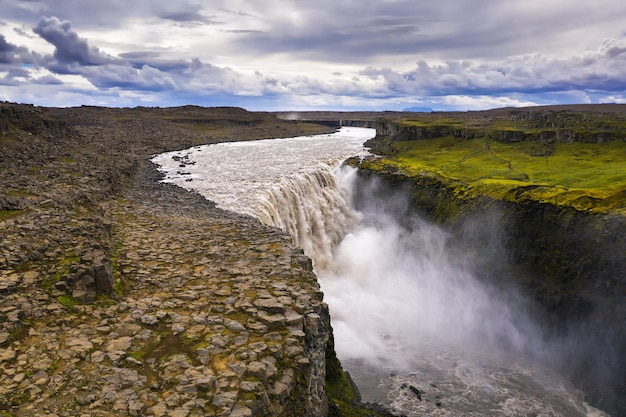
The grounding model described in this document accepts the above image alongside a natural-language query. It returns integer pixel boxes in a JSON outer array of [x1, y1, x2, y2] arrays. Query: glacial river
[[151, 127, 608, 417]]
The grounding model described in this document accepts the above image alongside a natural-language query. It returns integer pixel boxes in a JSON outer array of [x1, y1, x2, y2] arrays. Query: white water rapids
[[151, 127, 608, 417]]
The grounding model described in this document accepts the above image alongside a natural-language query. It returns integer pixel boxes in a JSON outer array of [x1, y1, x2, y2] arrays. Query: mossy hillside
[[362, 134, 626, 214]]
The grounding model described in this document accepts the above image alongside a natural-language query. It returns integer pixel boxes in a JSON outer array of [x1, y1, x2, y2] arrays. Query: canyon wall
[[355, 112, 626, 415], [350, 164, 626, 415]]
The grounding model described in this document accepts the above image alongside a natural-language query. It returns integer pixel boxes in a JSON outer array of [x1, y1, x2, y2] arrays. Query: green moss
[[176, 123, 228, 135], [113, 115, 137, 121], [365, 135, 626, 214], [57, 295, 78, 310], [113, 279, 124, 297], [326, 367, 359, 413], [7, 391, 30, 407], [0, 210, 22, 220], [225, 311, 249, 323], [41, 253, 80, 291], [325, 332, 395, 417], [241, 392, 257, 402], [94, 294, 116, 307], [9, 321, 30, 344], [110, 260, 122, 295], [6, 189, 32, 197], [127, 350, 145, 362]]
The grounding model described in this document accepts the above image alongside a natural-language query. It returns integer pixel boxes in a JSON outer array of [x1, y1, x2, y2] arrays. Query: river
[[151, 127, 609, 417]]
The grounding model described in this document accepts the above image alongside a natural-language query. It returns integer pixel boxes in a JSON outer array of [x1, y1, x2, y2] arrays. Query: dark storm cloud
[[125, 56, 195, 73], [0, 0, 226, 29], [118, 51, 162, 61], [13, 26, 36, 38], [119, 51, 192, 71], [80, 64, 178, 92], [233, 5, 429, 62], [226, 1, 448, 61], [1, 68, 63, 86], [33, 74, 62, 85], [33, 17, 118, 66]]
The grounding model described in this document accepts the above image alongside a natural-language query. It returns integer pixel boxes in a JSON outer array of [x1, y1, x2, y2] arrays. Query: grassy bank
[[363, 127, 626, 214]]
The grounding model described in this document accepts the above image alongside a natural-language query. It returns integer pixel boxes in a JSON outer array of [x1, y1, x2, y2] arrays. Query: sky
[[1, 0, 625, 111]]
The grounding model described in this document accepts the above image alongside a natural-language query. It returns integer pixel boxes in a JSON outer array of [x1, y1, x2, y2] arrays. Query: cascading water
[[151, 127, 609, 417]]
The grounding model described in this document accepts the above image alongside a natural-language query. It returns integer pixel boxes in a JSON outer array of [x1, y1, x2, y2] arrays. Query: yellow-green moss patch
[[0, 210, 23, 220], [365, 135, 626, 214]]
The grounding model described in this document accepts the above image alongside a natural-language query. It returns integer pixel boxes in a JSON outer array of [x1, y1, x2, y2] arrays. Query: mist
[[317, 167, 544, 367], [314, 167, 611, 416]]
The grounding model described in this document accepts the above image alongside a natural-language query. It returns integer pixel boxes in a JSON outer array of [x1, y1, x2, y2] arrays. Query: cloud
[[0, 34, 39, 65], [358, 39, 626, 97], [228, 0, 626, 65], [1, 1, 625, 110], [158, 11, 222, 25], [33, 17, 118, 66], [0, 34, 19, 63]]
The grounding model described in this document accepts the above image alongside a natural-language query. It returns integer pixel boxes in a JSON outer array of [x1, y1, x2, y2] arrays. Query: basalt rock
[[2, 102, 385, 417], [93, 252, 114, 295]]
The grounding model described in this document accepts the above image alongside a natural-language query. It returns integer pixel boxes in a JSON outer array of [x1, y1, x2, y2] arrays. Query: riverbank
[[0, 103, 389, 416]]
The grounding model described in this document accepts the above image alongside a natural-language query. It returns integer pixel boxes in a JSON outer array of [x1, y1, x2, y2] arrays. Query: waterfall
[[151, 127, 610, 417], [151, 126, 374, 269], [254, 166, 359, 269]]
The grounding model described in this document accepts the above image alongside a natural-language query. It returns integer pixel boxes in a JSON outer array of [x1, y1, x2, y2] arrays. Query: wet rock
[[72, 274, 97, 304], [246, 361, 268, 380], [409, 385, 422, 400], [229, 405, 253, 417], [253, 298, 286, 314], [66, 337, 94, 354], [106, 336, 133, 352], [141, 314, 159, 325], [224, 319, 247, 332]]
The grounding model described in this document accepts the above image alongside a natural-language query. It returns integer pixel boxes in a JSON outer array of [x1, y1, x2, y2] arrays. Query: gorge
[[1, 103, 625, 417], [153, 120, 624, 416]]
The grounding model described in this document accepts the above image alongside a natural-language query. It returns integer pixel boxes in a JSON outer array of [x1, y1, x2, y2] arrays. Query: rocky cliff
[[0, 103, 387, 417], [371, 106, 626, 152]]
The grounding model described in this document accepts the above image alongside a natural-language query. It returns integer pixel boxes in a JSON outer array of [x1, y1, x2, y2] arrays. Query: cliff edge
[[0, 103, 386, 416]]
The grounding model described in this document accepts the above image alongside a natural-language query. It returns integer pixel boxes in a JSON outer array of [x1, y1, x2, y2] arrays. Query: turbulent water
[[152, 127, 608, 417]]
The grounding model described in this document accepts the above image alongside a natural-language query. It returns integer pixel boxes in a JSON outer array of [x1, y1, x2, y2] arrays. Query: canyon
[[1, 102, 625, 416]]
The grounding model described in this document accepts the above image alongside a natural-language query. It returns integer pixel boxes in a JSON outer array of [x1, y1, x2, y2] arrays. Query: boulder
[[93, 253, 113, 295]]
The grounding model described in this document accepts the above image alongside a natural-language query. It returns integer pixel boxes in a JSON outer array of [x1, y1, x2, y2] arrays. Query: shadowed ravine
[[153, 127, 610, 417]]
